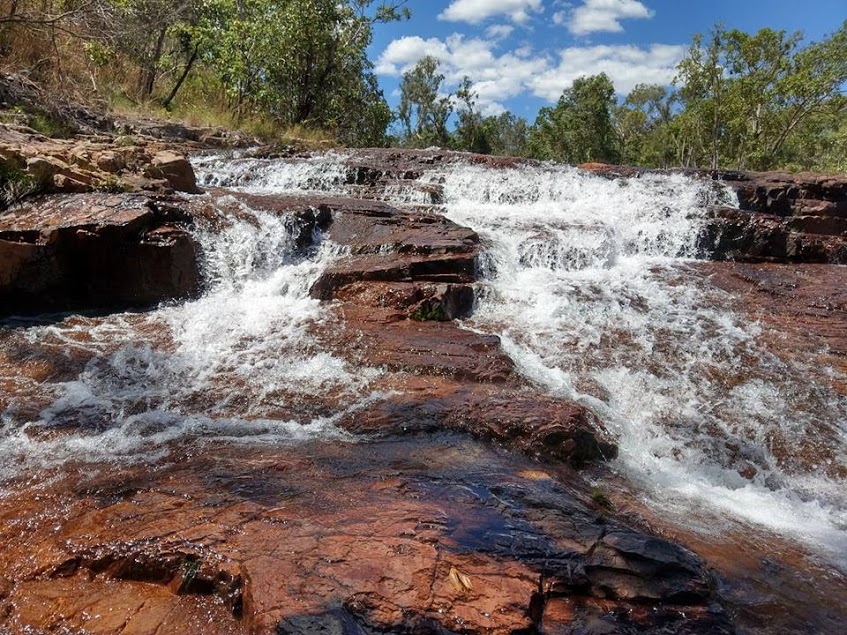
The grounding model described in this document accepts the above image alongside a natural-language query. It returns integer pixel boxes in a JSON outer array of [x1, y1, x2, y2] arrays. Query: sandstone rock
[[0, 145, 25, 169], [145, 150, 199, 193], [25, 155, 65, 181], [702, 208, 847, 263], [95, 149, 125, 173], [0, 439, 733, 634], [0, 193, 200, 315], [693, 261, 847, 478]]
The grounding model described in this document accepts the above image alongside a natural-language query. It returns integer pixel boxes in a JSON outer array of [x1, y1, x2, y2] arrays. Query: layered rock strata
[[0, 193, 199, 315]]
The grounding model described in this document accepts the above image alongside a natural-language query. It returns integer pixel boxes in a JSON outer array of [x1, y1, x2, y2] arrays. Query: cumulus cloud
[[563, 0, 655, 35], [439, 0, 543, 25], [486, 24, 515, 40], [529, 44, 685, 99], [376, 34, 548, 114], [376, 34, 684, 114]]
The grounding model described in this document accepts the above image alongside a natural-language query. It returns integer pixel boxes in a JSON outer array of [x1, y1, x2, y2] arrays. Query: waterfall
[[0, 194, 379, 482], [2, 150, 844, 568], [432, 163, 847, 566], [193, 151, 353, 192]]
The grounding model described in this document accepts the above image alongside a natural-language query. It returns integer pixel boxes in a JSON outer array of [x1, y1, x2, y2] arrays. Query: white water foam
[[193, 151, 352, 192], [0, 199, 380, 481], [432, 163, 847, 566]]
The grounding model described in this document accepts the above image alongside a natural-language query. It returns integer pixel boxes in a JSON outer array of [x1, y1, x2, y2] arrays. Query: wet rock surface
[[185, 188, 619, 468], [577, 162, 847, 264], [695, 261, 847, 398], [0, 437, 732, 635], [0, 192, 200, 315], [5, 148, 847, 634], [702, 171, 847, 263]]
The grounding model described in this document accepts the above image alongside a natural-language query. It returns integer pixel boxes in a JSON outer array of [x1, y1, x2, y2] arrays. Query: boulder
[[144, 150, 199, 193]]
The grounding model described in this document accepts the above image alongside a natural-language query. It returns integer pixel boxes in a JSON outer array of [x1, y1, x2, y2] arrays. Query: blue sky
[[370, 0, 847, 119]]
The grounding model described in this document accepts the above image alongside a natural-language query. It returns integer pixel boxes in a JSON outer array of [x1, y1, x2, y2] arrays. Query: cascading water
[[193, 151, 352, 192], [0, 190, 380, 484], [425, 163, 847, 566], [5, 149, 843, 572], [189, 153, 847, 565]]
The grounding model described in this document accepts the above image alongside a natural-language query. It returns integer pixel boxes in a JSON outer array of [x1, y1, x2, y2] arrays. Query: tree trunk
[[141, 27, 168, 99], [162, 44, 198, 110]]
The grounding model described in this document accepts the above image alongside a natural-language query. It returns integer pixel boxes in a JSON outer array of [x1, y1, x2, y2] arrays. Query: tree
[[452, 76, 489, 153], [194, 0, 407, 142], [480, 112, 529, 157], [614, 84, 676, 166], [674, 21, 847, 170], [675, 24, 728, 170], [397, 55, 453, 147], [528, 73, 620, 164]]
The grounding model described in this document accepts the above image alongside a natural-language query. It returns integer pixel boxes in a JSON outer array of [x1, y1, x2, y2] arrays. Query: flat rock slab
[[0, 437, 732, 635], [695, 261, 847, 394]]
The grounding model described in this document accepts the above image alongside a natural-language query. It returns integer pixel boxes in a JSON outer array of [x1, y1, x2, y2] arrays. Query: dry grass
[[0, 6, 341, 148]]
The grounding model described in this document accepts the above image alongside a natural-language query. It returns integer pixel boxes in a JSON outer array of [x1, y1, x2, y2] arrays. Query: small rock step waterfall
[[1, 150, 845, 633], [194, 152, 847, 567]]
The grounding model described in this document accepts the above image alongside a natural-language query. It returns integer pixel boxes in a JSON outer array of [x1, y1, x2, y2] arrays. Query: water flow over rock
[[431, 163, 847, 567], [0, 198, 378, 481]]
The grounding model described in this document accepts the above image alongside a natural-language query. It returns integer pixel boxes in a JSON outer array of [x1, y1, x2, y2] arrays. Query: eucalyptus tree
[[480, 112, 529, 157], [614, 84, 676, 167], [397, 55, 453, 147], [528, 73, 620, 164], [674, 21, 847, 170]]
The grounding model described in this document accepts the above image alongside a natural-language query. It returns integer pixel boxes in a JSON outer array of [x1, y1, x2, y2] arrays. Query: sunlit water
[[426, 163, 847, 567], [0, 188, 381, 482], [2, 152, 845, 570]]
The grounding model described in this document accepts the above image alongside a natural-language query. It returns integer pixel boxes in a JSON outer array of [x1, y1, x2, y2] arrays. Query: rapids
[[0, 196, 381, 483], [429, 164, 847, 568], [191, 152, 847, 568], [1, 150, 845, 579]]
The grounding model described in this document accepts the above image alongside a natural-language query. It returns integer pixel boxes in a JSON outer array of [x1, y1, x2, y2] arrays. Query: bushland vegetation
[[0, 0, 409, 145], [0, 2, 843, 171], [397, 23, 847, 172]]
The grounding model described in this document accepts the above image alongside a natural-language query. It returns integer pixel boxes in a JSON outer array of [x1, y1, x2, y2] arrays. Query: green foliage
[[95, 175, 133, 193], [397, 55, 453, 147], [452, 77, 490, 153], [671, 20, 847, 170], [27, 112, 72, 138], [614, 84, 676, 167], [480, 112, 529, 157], [590, 488, 613, 510], [411, 301, 447, 322], [191, 0, 402, 145], [0, 163, 43, 210], [528, 73, 620, 164]]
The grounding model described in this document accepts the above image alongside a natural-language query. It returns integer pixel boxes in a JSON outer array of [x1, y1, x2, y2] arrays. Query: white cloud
[[376, 35, 684, 114], [564, 0, 655, 35], [375, 37, 449, 75], [439, 0, 543, 25], [529, 44, 685, 99], [376, 34, 548, 114], [486, 24, 515, 40]]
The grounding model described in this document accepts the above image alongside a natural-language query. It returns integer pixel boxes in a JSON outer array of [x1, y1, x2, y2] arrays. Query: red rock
[[144, 150, 199, 193], [693, 261, 847, 478], [0, 193, 200, 315], [0, 440, 731, 634]]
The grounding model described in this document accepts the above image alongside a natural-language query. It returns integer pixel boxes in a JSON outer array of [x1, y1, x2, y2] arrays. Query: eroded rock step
[[0, 193, 200, 315]]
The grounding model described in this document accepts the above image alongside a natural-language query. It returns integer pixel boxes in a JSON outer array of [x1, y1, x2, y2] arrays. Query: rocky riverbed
[[1, 130, 846, 634]]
